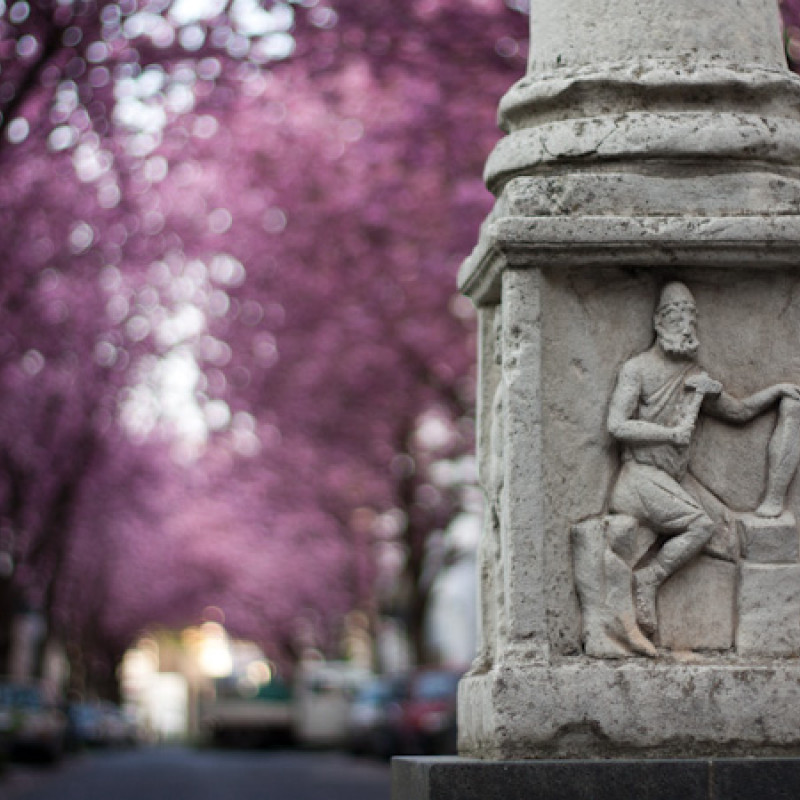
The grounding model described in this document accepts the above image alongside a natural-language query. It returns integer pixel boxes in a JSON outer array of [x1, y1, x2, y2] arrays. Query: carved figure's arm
[[706, 383, 800, 423], [607, 362, 690, 446]]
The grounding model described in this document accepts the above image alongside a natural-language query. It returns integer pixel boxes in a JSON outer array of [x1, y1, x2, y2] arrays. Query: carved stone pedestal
[[456, 269, 800, 758], [459, 661, 800, 760], [395, 0, 800, 791], [441, 0, 800, 767]]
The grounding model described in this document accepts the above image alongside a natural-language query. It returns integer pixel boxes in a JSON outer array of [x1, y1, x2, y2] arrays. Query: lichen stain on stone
[[542, 719, 616, 753]]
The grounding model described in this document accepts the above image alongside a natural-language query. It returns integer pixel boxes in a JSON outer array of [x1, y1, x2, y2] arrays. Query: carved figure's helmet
[[656, 281, 695, 314]]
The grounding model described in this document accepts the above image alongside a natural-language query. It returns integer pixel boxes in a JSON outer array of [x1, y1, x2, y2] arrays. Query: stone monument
[[394, 0, 800, 796]]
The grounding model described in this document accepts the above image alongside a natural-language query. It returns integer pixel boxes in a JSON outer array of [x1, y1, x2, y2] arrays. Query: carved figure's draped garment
[[623, 362, 702, 482], [611, 359, 715, 537]]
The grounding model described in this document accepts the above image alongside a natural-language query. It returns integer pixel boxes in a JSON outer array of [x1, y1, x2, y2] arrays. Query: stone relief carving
[[472, 309, 506, 674], [574, 281, 800, 657]]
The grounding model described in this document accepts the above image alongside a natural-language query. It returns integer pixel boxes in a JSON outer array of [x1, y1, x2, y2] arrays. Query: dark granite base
[[392, 756, 800, 800]]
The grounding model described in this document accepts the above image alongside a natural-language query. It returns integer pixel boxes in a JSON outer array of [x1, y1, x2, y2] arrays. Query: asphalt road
[[0, 747, 392, 800]]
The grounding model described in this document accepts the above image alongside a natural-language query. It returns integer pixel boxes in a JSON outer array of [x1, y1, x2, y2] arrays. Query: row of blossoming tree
[[1, 0, 799, 694]]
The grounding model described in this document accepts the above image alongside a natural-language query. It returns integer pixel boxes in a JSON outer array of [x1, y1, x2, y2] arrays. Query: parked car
[[0, 682, 67, 762], [346, 674, 408, 759], [65, 702, 104, 749], [396, 668, 463, 756], [200, 675, 294, 748], [97, 702, 139, 747], [66, 701, 140, 749], [293, 661, 372, 749]]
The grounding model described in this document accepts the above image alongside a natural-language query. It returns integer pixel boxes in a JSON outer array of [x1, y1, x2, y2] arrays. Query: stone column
[[457, 0, 800, 759]]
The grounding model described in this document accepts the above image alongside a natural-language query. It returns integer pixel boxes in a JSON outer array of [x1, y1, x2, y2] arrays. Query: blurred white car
[[293, 661, 372, 749]]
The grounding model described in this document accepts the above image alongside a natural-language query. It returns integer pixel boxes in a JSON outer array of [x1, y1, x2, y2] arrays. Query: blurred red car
[[396, 668, 463, 756]]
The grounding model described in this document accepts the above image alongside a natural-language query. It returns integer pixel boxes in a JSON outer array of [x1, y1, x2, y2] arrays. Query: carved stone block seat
[[575, 511, 800, 656], [657, 555, 736, 651], [738, 512, 799, 563]]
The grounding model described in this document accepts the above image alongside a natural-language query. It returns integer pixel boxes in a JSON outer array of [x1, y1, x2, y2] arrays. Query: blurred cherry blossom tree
[[0, 0, 529, 681], [783, 0, 800, 67], [2, 0, 798, 686]]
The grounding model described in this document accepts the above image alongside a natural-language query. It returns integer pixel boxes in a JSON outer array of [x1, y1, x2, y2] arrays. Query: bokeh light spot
[[262, 207, 287, 233], [193, 115, 219, 138], [309, 6, 337, 28], [6, 117, 29, 144], [16, 34, 38, 58], [179, 24, 206, 51], [69, 222, 94, 255], [87, 41, 110, 63], [21, 349, 45, 376], [208, 207, 233, 234], [9, 1, 30, 24], [495, 36, 519, 57], [62, 26, 82, 47]]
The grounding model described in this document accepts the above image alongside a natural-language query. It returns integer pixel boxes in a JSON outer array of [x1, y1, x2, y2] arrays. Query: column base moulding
[[457, 662, 800, 760]]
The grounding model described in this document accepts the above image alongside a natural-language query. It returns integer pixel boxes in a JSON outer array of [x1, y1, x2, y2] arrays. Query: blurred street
[[0, 747, 391, 800]]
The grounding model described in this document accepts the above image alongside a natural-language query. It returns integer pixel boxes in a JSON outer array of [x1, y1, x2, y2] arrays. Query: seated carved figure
[[604, 281, 800, 645]]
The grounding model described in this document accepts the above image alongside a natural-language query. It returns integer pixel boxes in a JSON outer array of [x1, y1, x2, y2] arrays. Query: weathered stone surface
[[451, 0, 800, 767], [472, 308, 505, 674], [500, 174, 800, 220], [537, 274, 800, 659], [500, 270, 547, 662], [656, 556, 736, 652], [458, 217, 800, 305], [525, 0, 786, 75], [485, 113, 800, 193], [459, 662, 800, 759], [739, 513, 800, 563], [737, 563, 800, 656], [457, 265, 800, 758], [499, 64, 800, 132]]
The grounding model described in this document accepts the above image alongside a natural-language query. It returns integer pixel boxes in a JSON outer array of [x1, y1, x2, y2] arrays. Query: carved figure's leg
[[653, 520, 716, 575], [572, 515, 656, 658], [631, 565, 664, 637], [681, 473, 738, 561], [757, 397, 800, 518], [610, 462, 714, 634], [633, 520, 715, 635], [603, 515, 657, 655]]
